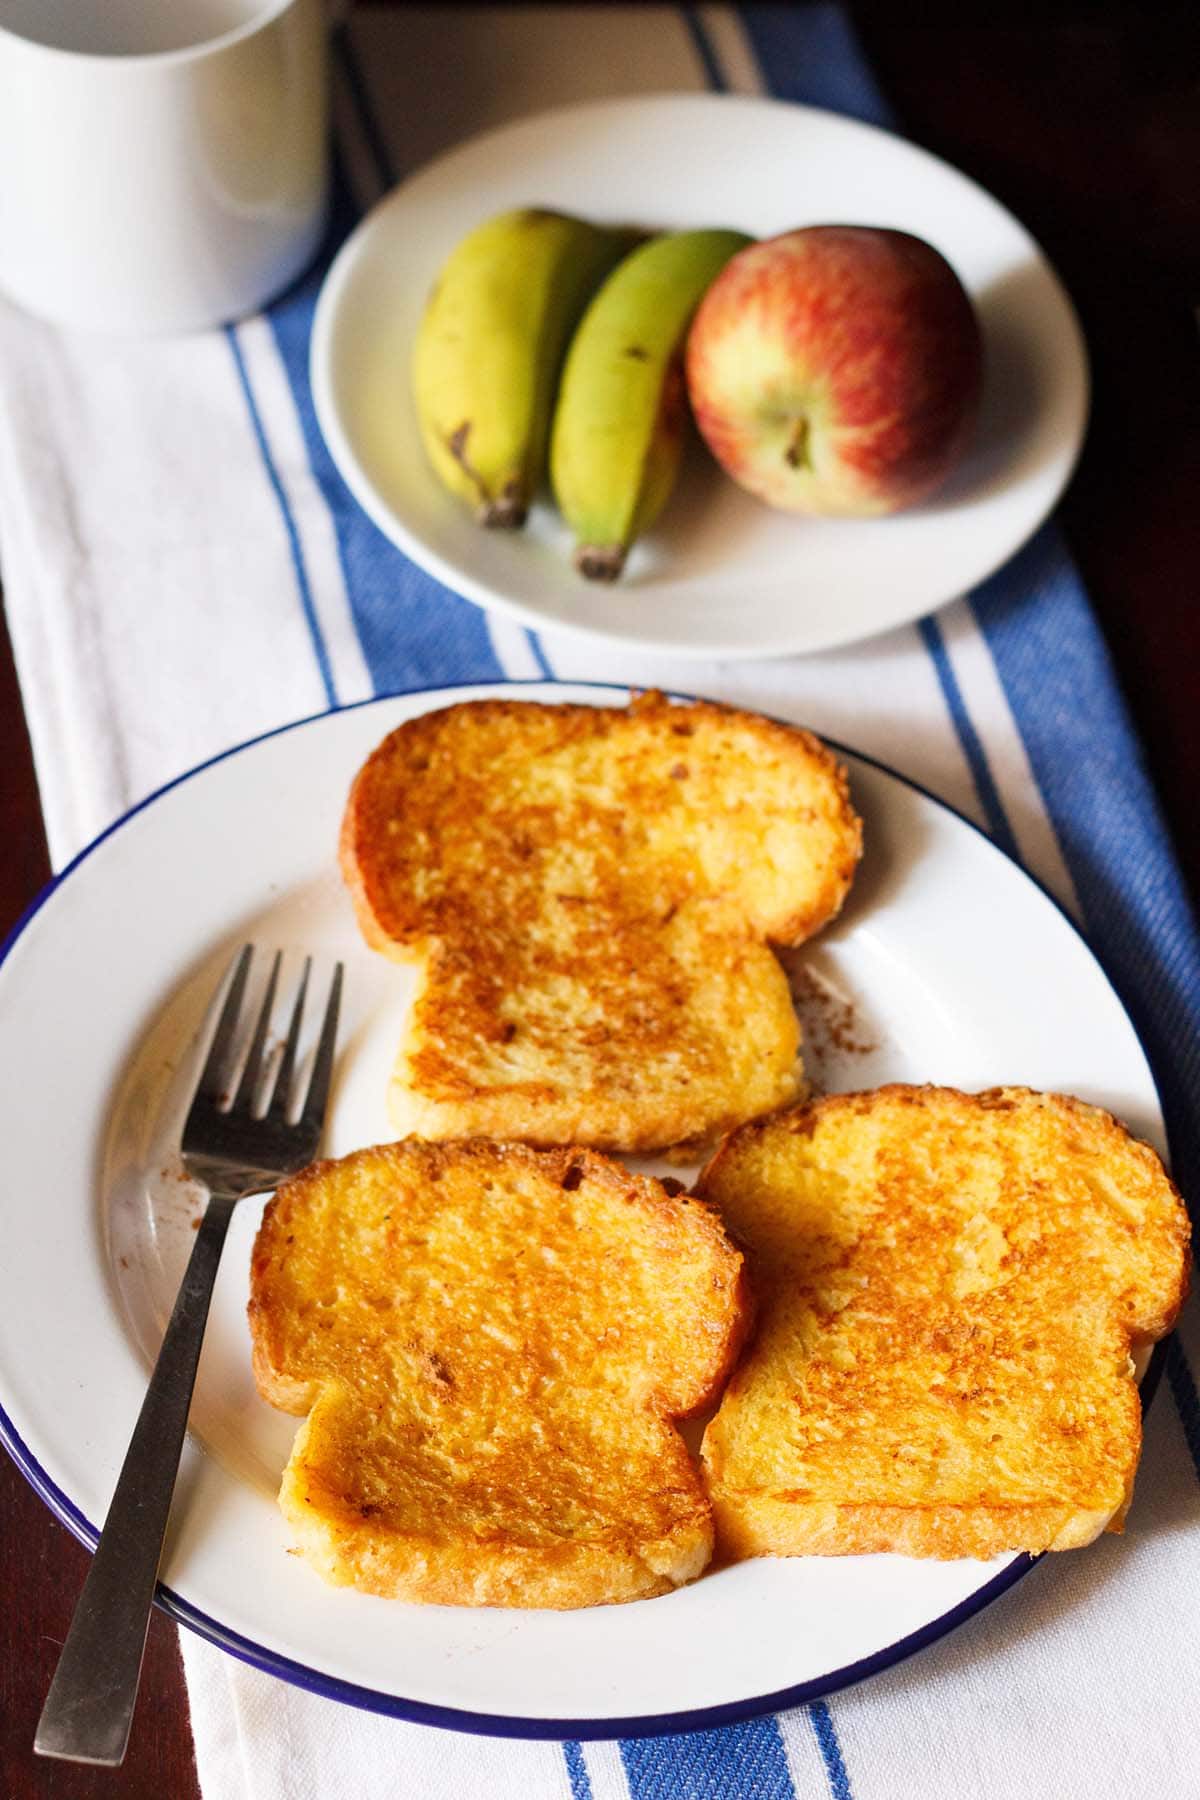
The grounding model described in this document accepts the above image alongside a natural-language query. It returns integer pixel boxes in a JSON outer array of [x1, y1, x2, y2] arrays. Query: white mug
[[0, 0, 331, 334]]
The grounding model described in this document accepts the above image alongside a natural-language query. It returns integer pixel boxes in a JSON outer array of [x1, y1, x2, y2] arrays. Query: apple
[[685, 226, 983, 516]]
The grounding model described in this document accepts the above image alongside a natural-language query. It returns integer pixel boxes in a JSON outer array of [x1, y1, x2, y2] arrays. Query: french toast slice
[[249, 1139, 749, 1608], [340, 692, 861, 1153], [697, 1086, 1190, 1561]]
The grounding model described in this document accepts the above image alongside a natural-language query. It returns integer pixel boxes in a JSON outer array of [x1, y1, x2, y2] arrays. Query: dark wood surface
[[852, 3, 1200, 908], [0, 598, 201, 1800], [1, 8, 1197, 1795]]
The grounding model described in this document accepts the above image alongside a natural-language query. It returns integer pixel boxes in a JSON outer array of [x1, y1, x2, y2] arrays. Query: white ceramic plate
[[311, 94, 1088, 661], [0, 682, 1162, 1737]]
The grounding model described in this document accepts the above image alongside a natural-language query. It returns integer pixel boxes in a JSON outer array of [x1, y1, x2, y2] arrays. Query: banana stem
[[446, 423, 528, 529], [574, 543, 627, 583], [481, 485, 527, 529]]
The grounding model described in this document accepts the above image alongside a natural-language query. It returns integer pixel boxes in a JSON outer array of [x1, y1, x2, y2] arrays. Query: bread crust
[[711, 1498, 1131, 1562], [340, 693, 862, 1152], [697, 1085, 1191, 1561], [249, 1138, 750, 1608]]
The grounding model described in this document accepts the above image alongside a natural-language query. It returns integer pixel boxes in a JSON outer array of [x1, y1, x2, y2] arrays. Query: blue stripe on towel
[[809, 1701, 855, 1800], [563, 1740, 595, 1800], [224, 323, 338, 709], [681, 5, 728, 92], [918, 617, 1021, 859], [621, 1717, 796, 1800], [526, 629, 555, 680], [970, 530, 1200, 1209], [738, 2, 889, 128], [256, 93, 504, 694]]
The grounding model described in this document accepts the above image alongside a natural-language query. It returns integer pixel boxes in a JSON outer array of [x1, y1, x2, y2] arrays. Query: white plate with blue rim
[[310, 93, 1088, 661], [0, 681, 1166, 1738]]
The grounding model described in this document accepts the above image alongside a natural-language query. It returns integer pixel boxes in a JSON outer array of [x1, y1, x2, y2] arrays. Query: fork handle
[[35, 1190, 238, 1766]]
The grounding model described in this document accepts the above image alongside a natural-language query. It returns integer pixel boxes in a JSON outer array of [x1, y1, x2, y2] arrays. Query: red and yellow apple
[[685, 226, 983, 516]]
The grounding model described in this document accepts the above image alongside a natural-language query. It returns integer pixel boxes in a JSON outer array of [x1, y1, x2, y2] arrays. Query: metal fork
[[35, 945, 343, 1768]]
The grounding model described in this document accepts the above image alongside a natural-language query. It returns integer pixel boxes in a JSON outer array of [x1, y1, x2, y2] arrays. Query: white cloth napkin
[[2, 8, 1198, 1799]]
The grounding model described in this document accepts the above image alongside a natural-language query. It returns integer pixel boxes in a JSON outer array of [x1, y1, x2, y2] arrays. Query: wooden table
[[2, 8, 1197, 1795]]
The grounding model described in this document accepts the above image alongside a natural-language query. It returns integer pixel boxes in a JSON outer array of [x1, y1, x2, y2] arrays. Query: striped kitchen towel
[[0, 7, 1196, 1798]]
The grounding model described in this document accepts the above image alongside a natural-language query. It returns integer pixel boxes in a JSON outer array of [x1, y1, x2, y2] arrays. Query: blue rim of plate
[[0, 676, 1175, 1740]]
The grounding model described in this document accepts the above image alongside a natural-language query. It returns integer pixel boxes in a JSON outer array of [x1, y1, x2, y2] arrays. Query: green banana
[[549, 228, 752, 580], [412, 208, 632, 528]]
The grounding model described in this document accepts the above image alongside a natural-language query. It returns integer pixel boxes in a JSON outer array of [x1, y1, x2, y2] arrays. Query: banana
[[549, 229, 752, 580], [412, 208, 631, 528]]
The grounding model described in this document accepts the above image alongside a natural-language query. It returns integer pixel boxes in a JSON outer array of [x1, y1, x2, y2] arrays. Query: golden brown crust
[[696, 1085, 1191, 1561], [710, 1497, 1127, 1561], [340, 694, 862, 1151], [249, 1138, 750, 1608]]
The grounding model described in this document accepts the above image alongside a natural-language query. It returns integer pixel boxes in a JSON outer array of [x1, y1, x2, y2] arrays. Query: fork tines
[[188, 945, 343, 1131]]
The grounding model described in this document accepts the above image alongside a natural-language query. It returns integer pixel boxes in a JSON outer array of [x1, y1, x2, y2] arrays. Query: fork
[[35, 945, 343, 1767]]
